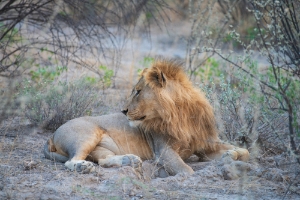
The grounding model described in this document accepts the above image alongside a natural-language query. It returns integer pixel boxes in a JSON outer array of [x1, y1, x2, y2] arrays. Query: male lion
[[44, 59, 249, 175]]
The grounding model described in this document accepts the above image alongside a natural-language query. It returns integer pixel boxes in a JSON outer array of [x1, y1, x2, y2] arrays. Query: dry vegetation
[[0, 0, 300, 199]]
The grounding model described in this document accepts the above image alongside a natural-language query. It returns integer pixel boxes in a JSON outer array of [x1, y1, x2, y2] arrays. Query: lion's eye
[[136, 90, 141, 96]]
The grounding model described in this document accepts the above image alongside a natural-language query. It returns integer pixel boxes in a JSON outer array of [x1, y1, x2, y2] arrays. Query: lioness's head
[[122, 59, 216, 146]]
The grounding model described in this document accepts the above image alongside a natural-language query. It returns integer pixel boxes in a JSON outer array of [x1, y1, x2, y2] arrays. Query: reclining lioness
[[44, 59, 249, 175]]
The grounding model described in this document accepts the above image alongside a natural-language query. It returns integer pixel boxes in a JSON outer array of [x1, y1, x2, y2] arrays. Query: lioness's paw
[[65, 160, 95, 173], [121, 154, 142, 169], [223, 148, 250, 162]]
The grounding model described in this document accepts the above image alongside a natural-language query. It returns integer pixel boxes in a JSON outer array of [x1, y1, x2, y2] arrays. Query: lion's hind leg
[[65, 160, 96, 173], [64, 142, 107, 173], [43, 137, 96, 173], [62, 129, 106, 174], [64, 146, 97, 173], [44, 138, 69, 163]]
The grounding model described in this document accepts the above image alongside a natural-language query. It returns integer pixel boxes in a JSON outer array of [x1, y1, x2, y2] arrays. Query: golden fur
[[142, 60, 218, 150], [44, 58, 249, 176]]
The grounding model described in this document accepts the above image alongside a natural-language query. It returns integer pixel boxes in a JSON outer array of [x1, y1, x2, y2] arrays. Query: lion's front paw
[[65, 160, 95, 173], [121, 154, 142, 169], [223, 147, 250, 162]]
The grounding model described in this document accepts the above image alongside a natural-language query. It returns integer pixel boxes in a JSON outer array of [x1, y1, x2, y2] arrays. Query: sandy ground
[[0, 123, 299, 200]]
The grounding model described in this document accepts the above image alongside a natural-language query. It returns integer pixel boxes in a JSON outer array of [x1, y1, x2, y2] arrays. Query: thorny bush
[[188, 0, 300, 162]]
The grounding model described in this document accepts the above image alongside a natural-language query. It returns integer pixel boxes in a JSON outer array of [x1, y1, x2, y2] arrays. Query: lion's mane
[[140, 59, 219, 150]]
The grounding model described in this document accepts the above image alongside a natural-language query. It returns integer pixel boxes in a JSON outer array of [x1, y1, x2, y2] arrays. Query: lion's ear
[[158, 71, 166, 87], [146, 67, 166, 88], [153, 70, 166, 88]]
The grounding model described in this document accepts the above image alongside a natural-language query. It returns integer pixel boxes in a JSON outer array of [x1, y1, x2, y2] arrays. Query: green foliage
[[84, 76, 97, 84], [237, 56, 300, 115], [215, 0, 300, 148], [191, 58, 222, 82], [265, 67, 300, 102], [146, 12, 153, 19], [223, 27, 266, 48], [18, 62, 113, 130], [199, 69, 288, 155], [0, 22, 21, 43], [137, 56, 155, 74], [233, 57, 264, 104], [223, 33, 240, 48], [198, 55, 299, 151], [246, 27, 261, 41], [99, 65, 114, 87], [30, 65, 67, 83], [143, 56, 155, 66], [82, 65, 114, 87], [58, 10, 68, 17], [231, 55, 300, 142], [200, 73, 256, 141]]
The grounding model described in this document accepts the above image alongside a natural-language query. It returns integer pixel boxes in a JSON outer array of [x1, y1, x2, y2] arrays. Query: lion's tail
[[43, 139, 69, 163]]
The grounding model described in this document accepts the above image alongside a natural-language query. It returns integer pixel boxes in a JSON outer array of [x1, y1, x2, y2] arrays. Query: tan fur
[[44, 58, 249, 176], [142, 60, 218, 151]]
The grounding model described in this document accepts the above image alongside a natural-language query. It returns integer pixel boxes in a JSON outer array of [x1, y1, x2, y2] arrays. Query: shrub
[[201, 71, 289, 155], [19, 79, 99, 130], [189, 0, 300, 164]]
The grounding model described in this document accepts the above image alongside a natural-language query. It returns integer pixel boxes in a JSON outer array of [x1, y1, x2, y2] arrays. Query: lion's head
[[122, 59, 218, 149]]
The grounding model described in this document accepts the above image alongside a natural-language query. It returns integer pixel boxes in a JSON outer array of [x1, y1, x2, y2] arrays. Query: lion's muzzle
[[121, 109, 128, 116]]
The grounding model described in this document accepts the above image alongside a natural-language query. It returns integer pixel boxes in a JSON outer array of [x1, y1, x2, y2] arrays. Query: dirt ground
[[0, 118, 299, 200]]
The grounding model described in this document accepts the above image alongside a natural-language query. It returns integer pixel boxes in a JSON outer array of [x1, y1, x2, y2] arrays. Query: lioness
[[44, 59, 249, 175]]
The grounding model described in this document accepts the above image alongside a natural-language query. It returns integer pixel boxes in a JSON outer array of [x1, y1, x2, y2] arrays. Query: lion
[[44, 59, 249, 176]]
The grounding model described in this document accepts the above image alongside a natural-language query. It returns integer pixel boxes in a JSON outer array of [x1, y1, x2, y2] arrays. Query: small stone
[[23, 160, 39, 170]]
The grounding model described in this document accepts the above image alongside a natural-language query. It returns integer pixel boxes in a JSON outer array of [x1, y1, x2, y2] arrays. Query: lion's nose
[[121, 109, 128, 116]]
